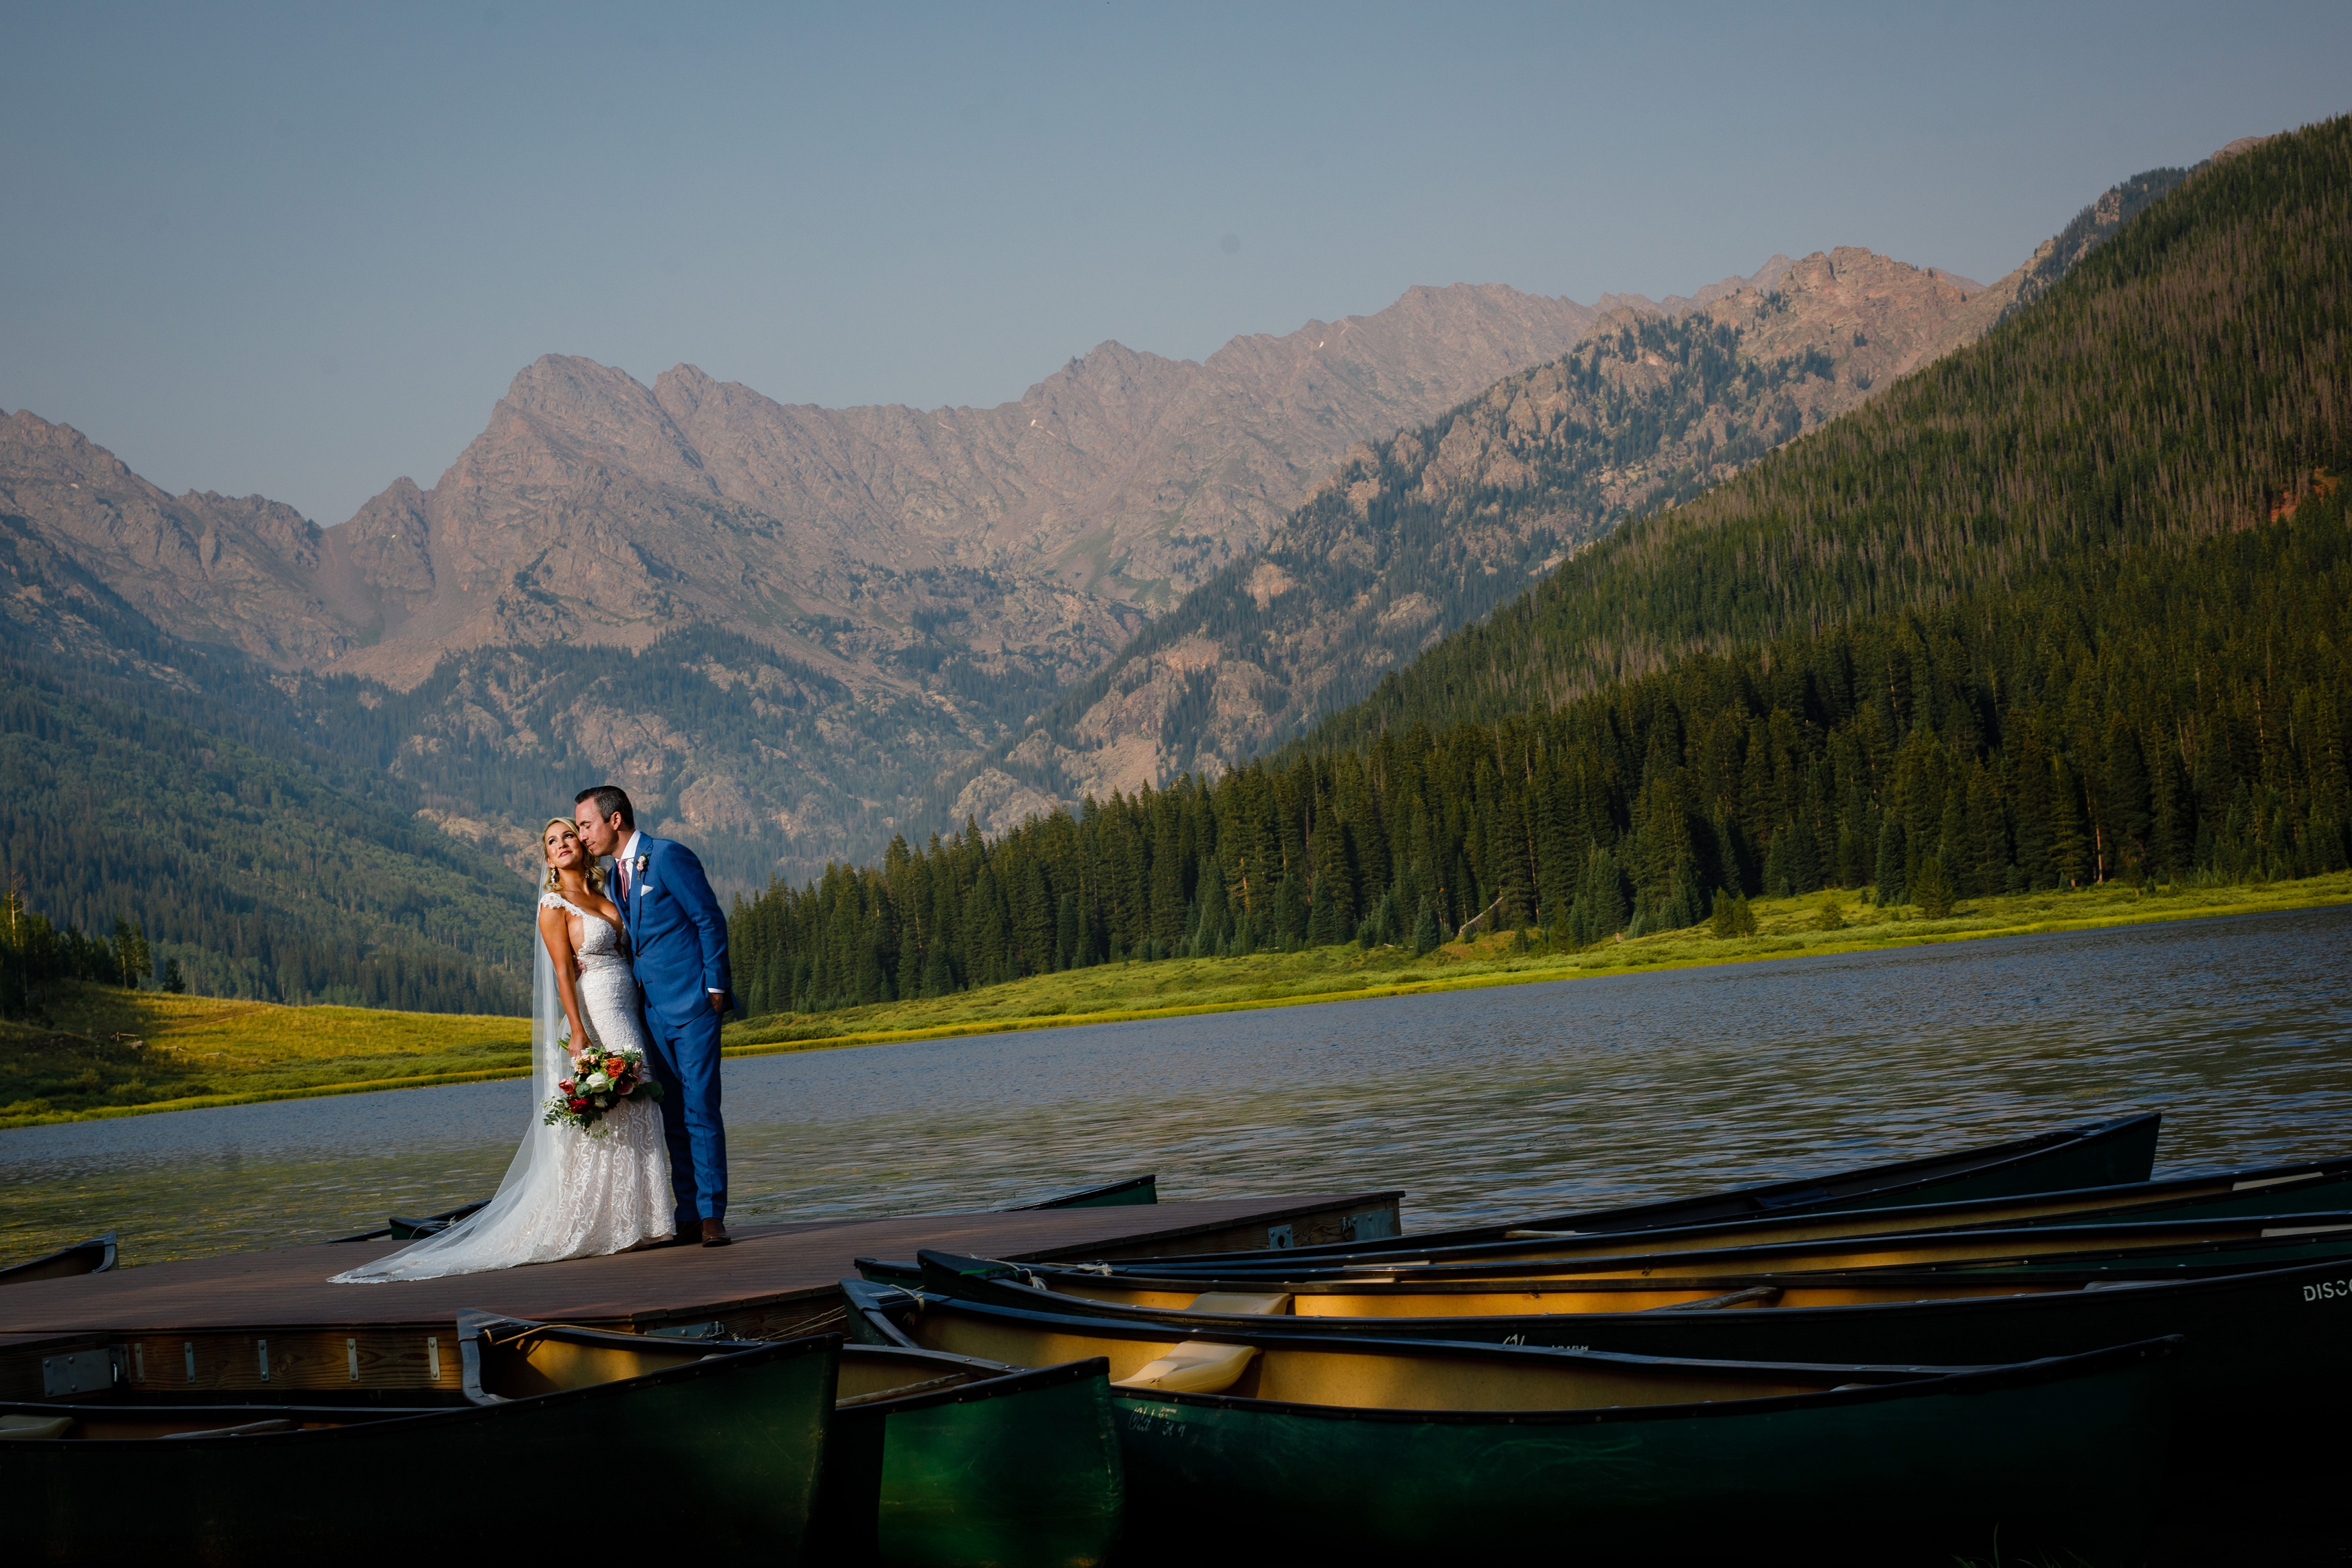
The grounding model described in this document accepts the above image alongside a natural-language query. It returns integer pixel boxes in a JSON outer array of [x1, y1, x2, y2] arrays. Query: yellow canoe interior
[[0, 1334, 998, 1443], [898, 1309, 1853, 1413], [1036, 1272, 2095, 1317], [1054, 1215, 2351, 1290], [1435, 1216, 2352, 1280], [474, 1325, 993, 1407]]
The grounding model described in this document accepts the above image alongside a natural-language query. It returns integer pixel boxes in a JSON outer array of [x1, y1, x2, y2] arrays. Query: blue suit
[[616, 833, 733, 1226]]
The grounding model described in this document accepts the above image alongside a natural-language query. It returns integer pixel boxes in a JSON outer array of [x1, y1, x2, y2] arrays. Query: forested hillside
[[728, 117, 2352, 1017], [1311, 119, 2348, 748], [0, 584, 535, 1014], [937, 243, 2022, 834]]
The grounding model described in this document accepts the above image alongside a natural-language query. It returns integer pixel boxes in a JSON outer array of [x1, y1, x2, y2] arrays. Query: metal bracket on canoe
[[646, 1320, 731, 1340], [1644, 1285, 1786, 1313]]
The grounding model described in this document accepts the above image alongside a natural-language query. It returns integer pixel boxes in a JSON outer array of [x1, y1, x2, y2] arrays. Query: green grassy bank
[[5, 873, 2346, 1132]]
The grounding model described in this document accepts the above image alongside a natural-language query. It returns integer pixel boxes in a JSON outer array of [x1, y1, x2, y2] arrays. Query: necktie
[[618, 857, 631, 904]]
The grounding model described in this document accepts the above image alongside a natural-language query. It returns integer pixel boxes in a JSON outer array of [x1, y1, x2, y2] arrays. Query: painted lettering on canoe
[[2302, 1280, 2352, 1302], [1120, 1401, 1187, 1440]]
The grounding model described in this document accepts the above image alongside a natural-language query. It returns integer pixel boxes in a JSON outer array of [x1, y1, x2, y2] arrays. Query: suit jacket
[[617, 834, 734, 1027]]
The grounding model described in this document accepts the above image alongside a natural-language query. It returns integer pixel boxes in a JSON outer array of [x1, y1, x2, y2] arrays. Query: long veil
[[328, 912, 569, 1283]]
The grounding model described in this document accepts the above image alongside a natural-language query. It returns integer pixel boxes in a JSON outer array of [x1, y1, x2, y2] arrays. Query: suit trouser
[[643, 1003, 726, 1225]]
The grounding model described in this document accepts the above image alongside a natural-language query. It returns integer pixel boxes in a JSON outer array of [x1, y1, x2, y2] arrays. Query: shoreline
[[7, 877, 2347, 1132]]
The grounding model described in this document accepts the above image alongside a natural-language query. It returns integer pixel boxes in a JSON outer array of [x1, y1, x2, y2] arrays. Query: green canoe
[[844, 1282, 2181, 1564], [1106, 1154, 2352, 1282], [1064, 1207, 2352, 1286], [820, 1343, 1123, 1567], [473, 1315, 1126, 1568], [3, 1325, 837, 1565], [911, 1243, 2352, 1455], [0, 1231, 115, 1287], [1009, 1174, 1158, 1210], [1124, 1108, 2163, 1269]]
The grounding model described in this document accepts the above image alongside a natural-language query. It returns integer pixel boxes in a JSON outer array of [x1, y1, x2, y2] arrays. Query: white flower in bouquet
[[584, 1071, 612, 1090]]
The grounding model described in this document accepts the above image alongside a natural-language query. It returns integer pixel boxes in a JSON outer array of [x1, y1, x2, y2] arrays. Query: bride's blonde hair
[[542, 817, 607, 894]]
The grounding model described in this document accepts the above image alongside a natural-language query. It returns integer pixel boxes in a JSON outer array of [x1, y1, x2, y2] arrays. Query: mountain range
[[0, 140, 2260, 1010], [726, 116, 2351, 1016], [1, 261, 1841, 883], [946, 245, 2023, 832]]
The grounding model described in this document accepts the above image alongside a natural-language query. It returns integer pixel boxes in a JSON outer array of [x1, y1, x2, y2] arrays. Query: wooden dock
[[0, 1190, 1399, 1401]]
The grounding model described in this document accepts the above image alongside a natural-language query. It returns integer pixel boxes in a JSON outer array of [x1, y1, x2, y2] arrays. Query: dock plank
[[0, 1192, 1399, 1335]]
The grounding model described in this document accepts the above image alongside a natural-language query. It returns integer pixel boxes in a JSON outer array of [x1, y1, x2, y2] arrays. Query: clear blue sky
[[4, 2, 2345, 527]]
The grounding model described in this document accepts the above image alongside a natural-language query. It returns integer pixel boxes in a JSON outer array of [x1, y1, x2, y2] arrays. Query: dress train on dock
[[331, 894, 675, 1284]]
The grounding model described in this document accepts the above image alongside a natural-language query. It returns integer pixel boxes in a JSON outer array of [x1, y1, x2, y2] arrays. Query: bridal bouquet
[[543, 1044, 665, 1136]]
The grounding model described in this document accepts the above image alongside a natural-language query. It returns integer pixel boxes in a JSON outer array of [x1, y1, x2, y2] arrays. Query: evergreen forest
[[728, 116, 2352, 1018], [0, 593, 537, 1016]]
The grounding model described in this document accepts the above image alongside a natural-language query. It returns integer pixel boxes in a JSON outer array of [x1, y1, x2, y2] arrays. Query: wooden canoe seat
[[1188, 1291, 1293, 1315], [1, 1413, 76, 1440], [1112, 1340, 1259, 1394]]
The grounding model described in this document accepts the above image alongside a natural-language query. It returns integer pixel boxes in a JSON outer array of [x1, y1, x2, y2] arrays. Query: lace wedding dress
[[330, 892, 675, 1282]]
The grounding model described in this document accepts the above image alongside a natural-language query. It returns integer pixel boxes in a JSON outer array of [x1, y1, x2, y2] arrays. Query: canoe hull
[[817, 1357, 1123, 1567], [1108, 1349, 2170, 1565], [1142, 1110, 2164, 1268], [11, 1335, 837, 1565], [970, 1255, 2352, 1456]]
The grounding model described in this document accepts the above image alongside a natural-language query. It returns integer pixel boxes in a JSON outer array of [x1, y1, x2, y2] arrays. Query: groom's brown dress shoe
[[700, 1219, 732, 1248]]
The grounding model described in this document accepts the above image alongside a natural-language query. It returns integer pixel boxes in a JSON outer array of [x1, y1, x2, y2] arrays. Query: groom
[[573, 785, 735, 1248]]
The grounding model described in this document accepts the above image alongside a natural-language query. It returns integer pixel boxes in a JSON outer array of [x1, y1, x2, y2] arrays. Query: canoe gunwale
[[840, 1352, 1111, 1419], [464, 1309, 1114, 1422], [923, 1250, 2352, 1354], [1080, 1209, 2352, 1286], [1130, 1110, 2164, 1268], [884, 1288, 2185, 1428], [1, 1328, 842, 1446], [1101, 1335, 2183, 1429]]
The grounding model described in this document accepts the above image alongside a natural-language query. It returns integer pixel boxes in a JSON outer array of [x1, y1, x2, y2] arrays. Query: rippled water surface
[[5, 907, 2349, 1266]]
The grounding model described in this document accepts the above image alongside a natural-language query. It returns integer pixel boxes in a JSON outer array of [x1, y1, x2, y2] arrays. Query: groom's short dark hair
[[575, 784, 634, 830]]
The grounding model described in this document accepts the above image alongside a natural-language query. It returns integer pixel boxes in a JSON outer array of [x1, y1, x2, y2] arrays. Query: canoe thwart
[[1189, 1291, 1293, 1315]]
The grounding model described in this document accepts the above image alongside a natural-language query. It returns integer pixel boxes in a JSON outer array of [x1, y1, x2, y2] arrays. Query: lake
[[4, 906, 2349, 1268]]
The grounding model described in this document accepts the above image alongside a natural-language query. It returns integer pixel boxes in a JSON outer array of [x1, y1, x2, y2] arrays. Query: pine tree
[[1411, 896, 1440, 955], [1763, 829, 1792, 898], [1192, 861, 1230, 955], [2050, 758, 2089, 889], [1569, 846, 1628, 945], [1306, 872, 1341, 947], [109, 918, 149, 990], [1872, 816, 1906, 907], [1912, 855, 1956, 918], [2107, 722, 2153, 878]]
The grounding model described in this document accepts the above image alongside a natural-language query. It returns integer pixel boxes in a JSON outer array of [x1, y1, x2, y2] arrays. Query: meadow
[[0, 988, 529, 1129], [5, 871, 2346, 1132]]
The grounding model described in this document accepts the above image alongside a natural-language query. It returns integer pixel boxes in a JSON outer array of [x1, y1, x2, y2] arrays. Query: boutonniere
[[634, 854, 649, 877]]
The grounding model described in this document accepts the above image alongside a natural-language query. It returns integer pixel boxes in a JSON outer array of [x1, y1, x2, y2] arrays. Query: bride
[[331, 818, 675, 1282]]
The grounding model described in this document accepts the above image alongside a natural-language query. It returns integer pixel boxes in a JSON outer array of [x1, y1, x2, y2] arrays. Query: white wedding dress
[[330, 891, 675, 1283]]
